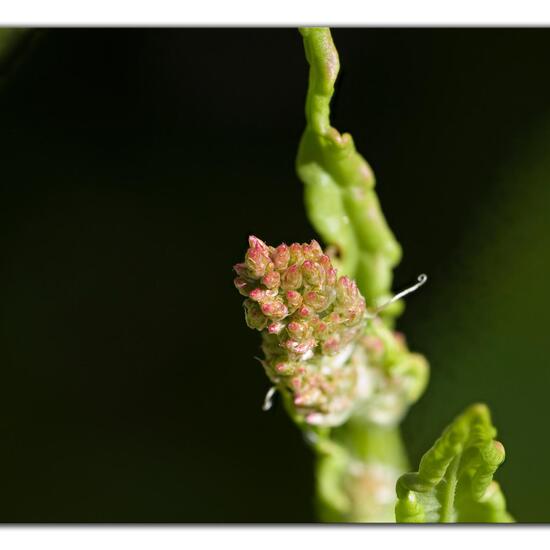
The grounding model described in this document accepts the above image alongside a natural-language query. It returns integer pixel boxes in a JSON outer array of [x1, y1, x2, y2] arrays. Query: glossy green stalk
[[296, 27, 420, 522], [297, 27, 402, 320], [331, 419, 409, 521]]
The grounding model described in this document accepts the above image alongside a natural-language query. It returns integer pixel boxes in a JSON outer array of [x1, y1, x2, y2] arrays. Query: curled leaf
[[395, 403, 513, 523]]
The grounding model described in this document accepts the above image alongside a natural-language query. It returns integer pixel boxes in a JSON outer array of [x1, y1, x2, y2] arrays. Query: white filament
[[373, 273, 428, 314], [262, 386, 277, 411]]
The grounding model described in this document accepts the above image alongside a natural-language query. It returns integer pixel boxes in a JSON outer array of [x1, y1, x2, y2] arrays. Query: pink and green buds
[[234, 236, 429, 429], [234, 236, 366, 360], [234, 236, 368, 427]]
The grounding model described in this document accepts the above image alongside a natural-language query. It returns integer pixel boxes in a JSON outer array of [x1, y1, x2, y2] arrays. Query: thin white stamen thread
[[373, 274, 428, 314], [262, 386, 277, 411]]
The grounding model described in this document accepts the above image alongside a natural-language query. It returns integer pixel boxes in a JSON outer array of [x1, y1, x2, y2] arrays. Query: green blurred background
[[0, 28, 549, 522]]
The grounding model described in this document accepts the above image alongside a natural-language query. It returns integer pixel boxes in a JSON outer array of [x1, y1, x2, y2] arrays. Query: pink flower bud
[[302, 239, 323, 260], [272, 244, 290, 270], [318, 256, 337, 285], [336, 276, 355, 303], [249, 288, 277, 303], [344, 304, 365, 325], [275, 362, 295, 376], [324, 311, 341, 325], [268, 322, 285, 335], [294, 385, 322, 407], [244, 300, 267, 331], [297, 305, 313, 318], [301, 260, 325, 287], [281, 264, 303, 290], [233, 277, 251, 297], [335, 277, 366, 320], [313, 320, 330, 339], [233, 262, 248, 277], [287, 320, 309, 340], [285, 337, 316, 355], [245, 236, 273, 278], [248, 235, 270, 254], [261, 270, 281, 290], [322, 335, 341, 355], [289, 243, 304, 265], [304, 291, 329, 312], [284, 290, 302, 312], [260, 299, 288, 320]]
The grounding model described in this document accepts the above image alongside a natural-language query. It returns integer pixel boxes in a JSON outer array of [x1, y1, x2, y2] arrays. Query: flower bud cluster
[[234, 236, 367, 426]]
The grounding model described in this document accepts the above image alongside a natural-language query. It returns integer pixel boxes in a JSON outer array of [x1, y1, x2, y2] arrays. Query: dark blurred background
[[0, 28, 549, 522]]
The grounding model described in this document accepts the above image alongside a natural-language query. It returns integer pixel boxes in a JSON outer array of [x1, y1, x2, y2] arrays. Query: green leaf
[[395, 403, 513, 523], [296, 28, 402, 320]]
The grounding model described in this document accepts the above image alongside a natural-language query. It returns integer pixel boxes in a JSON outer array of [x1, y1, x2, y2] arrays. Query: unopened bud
[[285, 337, 316, 355], [272, 244, 290, 270], [234, 277, 252, 297], [304, 291, 330, 312], [262, 270, 281, 290], [322, 335, 341, 355], [249, 288, 277, 303], [287, 320, 310, 340], [244, 300, 268, 331], [281, 264, 303, 290], [336, 276, 357, 304], [302, 239, 323, 260], [260, 299, 288, 320], [245, 236, 272, 278], [285, 290, 302, 312], [297, 305, 313, 319], [302, 260, 325, 287], [233, 262, 248, 277], [289, 243, 304, 265], [275, 362, 295, 376], [268, 322, 286, 335]]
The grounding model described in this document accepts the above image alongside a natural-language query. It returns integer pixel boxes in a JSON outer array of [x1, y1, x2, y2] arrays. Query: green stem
[[297, 27, 402, 319], [440, 455, 460, 522], [334, 418, 408, 470], [337, 419, 409, 522], [297, 27, 428, 523], [315, 418, 410, 523]]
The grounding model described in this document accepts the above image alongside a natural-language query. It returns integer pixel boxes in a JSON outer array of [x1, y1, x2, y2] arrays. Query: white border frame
[[2, 0, 550, 26]]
